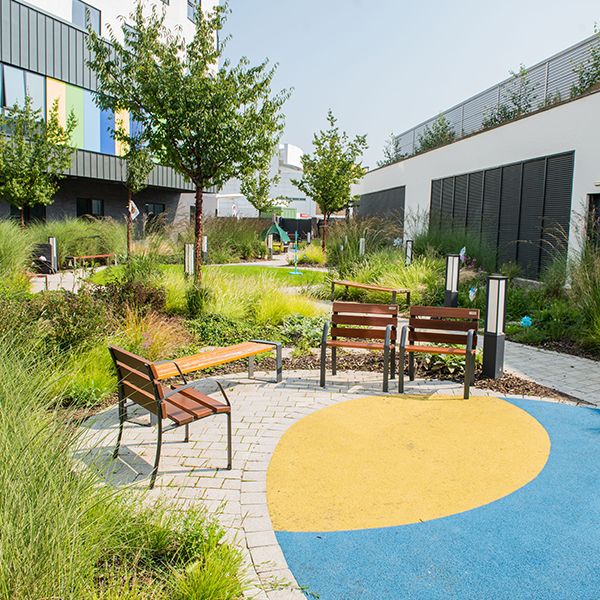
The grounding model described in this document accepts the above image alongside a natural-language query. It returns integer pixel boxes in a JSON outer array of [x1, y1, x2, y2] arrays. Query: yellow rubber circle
[[267, 395, 550, 532]]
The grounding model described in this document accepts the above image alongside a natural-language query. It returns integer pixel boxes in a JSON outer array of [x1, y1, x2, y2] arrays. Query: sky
[[222, 0, 599, 168]]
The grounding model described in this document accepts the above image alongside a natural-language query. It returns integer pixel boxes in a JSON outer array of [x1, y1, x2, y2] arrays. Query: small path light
[[48, 236, 58, 272], [405, 239, 413, 266], [267, 234, 273, 259], [359, 237, 366, 256], [307, 232, 311, 245], [202, 235, 208, 263], [184, 243, 194, 277], [483, 274, 508, 379], [444, 254, 460, 307]]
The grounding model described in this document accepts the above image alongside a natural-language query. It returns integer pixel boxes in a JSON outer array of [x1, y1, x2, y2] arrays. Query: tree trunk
[[194, 186, 204, 283], [126, 189, 132, 259], [20, 206, 25, 230], [321, 214, 328, 251]]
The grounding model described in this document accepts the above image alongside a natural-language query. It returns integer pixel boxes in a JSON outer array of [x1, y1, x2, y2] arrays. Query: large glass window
[[77, 198, 104, 218], [187, 0, 197, 22], [72, 0, 101, 34], [3, 65, 25, 107]]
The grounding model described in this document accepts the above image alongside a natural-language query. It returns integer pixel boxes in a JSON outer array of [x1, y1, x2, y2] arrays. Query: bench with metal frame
[[66, 253, 117, 269], [109, 346, 232, 489], [331, 279, 411, 307], [398, 306, 480, 399], [320, 301, 398, 392]]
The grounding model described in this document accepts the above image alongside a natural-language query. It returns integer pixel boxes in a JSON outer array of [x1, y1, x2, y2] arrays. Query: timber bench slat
[[331, 279, 411, 306], [326, 339, 386, 350], [399, 306, 480, 399]]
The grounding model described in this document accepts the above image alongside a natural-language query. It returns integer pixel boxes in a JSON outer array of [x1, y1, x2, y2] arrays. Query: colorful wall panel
[[100, 108, 115, 155], [83, 90, 101, 153], [114, 108, 130, 157], [46, 77, 67, 127], [66, 84, 85, 149]]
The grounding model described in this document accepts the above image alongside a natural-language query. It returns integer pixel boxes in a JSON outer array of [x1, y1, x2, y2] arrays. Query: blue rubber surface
[[276, 399, 600, 599]]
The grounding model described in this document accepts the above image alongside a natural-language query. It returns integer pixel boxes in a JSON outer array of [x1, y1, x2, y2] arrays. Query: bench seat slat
[[163, 401, 196, 425], [410, 331, 476, 345], [332, 280, 410, 294], [332, 314, 397, 327], [408, 318, 478, 331], [175, 387, 230, 414], [404, 345, 476, 356], [326, 339, 386, 350], [332, 301, 398, 315], [164, 393, 214, 420], [331, 327, 397, 341]]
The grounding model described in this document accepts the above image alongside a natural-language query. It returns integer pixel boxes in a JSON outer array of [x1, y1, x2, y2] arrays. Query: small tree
[[292, 110, 367, 250], [377, 132, 405, 167], [240, 164, 283, 215], [87, 1, 289, 281], [416, 114, 455, 153], [0, 96, 76, 227], [124, 139, 153, 257]]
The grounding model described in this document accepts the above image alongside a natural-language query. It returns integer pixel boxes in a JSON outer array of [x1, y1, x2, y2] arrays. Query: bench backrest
[[408, 306, 480, 347], [331, 301, 398, 342], [108, 346, 167, 419]]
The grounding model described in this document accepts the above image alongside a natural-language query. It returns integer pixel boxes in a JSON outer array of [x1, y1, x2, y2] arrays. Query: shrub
[[97, 281, 166, 314], [294, 243, 326, 266], [280, 315, 327, 350], [186, 313, 256, 347]]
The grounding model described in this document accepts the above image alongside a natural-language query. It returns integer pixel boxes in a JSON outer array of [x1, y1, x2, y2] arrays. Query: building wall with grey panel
[[357, 185, 405, 226], [429, 151, 574, 279]]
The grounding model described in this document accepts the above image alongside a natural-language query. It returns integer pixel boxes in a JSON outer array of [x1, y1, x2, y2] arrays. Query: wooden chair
[[109, 346, 232, 489], [320, 301, 398, 392], [330, 279, 411, 307], [398, 306, 480, 399]]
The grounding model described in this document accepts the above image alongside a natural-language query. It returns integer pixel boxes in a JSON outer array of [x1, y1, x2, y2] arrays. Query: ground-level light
[[444, 254, 460, 307], [483, 274, 508, 378]]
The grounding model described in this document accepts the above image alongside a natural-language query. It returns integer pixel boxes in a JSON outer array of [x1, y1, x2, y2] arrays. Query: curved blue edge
[[275, 398, 600, 600]]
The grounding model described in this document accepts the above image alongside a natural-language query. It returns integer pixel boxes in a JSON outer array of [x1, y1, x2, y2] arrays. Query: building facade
[[0, 0, 218, 224], [356, 33, 600, 280]]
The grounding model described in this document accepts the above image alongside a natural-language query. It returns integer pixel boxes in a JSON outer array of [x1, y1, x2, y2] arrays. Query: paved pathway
[[77, 369, 585, 599]]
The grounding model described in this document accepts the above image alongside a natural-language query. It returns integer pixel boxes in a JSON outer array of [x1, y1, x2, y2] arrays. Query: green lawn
[[88, 263, 328, 286]]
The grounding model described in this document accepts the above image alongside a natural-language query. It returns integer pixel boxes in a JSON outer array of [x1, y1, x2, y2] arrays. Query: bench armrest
[[399, 324, 409, 349], [321, 321, 329, 348], [250, 339, 282, 351], [466, 329, 476, 353], [384, 324, 393, 348], [161, 380, 204, 400]]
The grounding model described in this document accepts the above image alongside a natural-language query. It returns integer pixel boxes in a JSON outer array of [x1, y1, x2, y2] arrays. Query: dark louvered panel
[[441, 178, 454, 231], [540, 153, 574, 273], [518, 159, 546, 279], [497, 163, 522, 265], [453, 174, 468, 234], [481, 168, 501, 255], [466, 171, 483, 242], [358, 186, 405, 223], [430, 179, 442, 233]]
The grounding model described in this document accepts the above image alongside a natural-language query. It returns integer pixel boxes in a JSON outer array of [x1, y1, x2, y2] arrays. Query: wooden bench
[[66, 253, 117, 268], [320, 301, 398, 392], [399, 306, 480, 399], [152, 340, 283, 383], [109, 346, 233, 489], [331, 279, 411, 307]]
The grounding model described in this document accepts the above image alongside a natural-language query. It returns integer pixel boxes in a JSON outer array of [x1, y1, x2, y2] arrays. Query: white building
[[355, 33, 600, 280], [214, 143, 318, 219]]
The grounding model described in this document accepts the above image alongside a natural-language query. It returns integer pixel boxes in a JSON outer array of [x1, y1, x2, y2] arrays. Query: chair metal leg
[[382, 344, 390, 393], [320, 345, 327, 387], [184, 423, 190, 443], [149, 419, 162, 489], [390, 346, 396, 380], [226, 412, 232, 470], [113, 397, 125, 459], [248, 356, 255, 379], [409, 353, 415, 381], [332, 347, 337, 376], [399, 347, 405, 393]]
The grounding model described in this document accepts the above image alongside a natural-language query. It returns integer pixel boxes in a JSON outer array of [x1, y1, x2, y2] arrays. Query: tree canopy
[[293, 110, 367, 248]]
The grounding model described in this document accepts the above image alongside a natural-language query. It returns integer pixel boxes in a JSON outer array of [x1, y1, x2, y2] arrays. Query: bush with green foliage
[[416, 115, 455, 153], [0, 220, 33, 292], [571, 27, 600, 97]]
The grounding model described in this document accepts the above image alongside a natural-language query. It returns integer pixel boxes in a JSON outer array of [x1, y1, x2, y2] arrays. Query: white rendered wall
[[27, 0, 219, 43], [355, 91, 600, 260]]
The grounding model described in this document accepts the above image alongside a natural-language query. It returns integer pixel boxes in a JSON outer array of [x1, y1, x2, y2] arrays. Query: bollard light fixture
[[359, 237, 366, 256], [202, 235, 208, 262], [483, 274, 508, 378], [444, 254, 460, 307], [48, 236, 58, 272], [267, 234, 273, 259], [405, 239, 413, 266], [184, 243, 194, 277]]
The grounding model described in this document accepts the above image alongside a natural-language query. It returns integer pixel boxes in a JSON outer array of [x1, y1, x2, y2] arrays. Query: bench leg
[[332, 346, 337, 376], [383, 345, 390, 393], [390, 346, 396, 380], [113, 396, 125, 459], [275, 343, 283, 383], [184, 423, 190, 443], [150, 419, 162, 489], [320, 344, 327, 388], [226, 412, 232, 470], [399, 347, 405, 393], [248, 356, 255, 379], [409, 353, 415, 381]]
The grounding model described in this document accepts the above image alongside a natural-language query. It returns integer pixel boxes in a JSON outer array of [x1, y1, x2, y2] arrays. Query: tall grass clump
[[569, 243, 600, 349], [0, 319, 248, 599], [294, 242, 326, 266], [29, 218, 127, 265], [0, 220, 33, 291]]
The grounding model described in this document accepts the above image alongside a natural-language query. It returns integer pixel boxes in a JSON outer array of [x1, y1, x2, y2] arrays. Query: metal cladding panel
[[540, 152, 574, 273], [441, 178, 454, 229], [481, 167, 502, 252], [518, 159, 546, 279], [430, 179, 442, 233], [453, 174, 468, 233], [358, 186, 405, 223], [497, 163, 522, 265], [466, 171, 484, 241]]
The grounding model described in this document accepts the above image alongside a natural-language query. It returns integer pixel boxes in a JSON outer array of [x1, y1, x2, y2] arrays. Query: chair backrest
[[408, 306, 480, 347], [108, 346, 166, 419], [331, 301, 398, 342]]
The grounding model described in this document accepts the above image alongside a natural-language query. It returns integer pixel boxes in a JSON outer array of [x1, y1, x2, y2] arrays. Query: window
[[77, 198, 104, 218], [144, 203, 166, 216], [72, 0, 101, 34], [187, 0, 198, 22]]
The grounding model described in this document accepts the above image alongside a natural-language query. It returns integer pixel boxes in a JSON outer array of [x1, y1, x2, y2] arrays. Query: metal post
[[359, 237, 366, 256], [48, 236, 58, 272], [444, 254, 460, 307], [482, 275, 508, 379], [307, 232, 311, 245], [267, 234, 273, 259], [405, 239, 413, 266], [202, 235, 208, 263], [184, 243, 194, 277]]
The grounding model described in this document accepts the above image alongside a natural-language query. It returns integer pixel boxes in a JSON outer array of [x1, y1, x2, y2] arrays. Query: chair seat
[[164, 386, 230, 426], [403, 345, 475, 356], [326, 339, 386, 350]]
